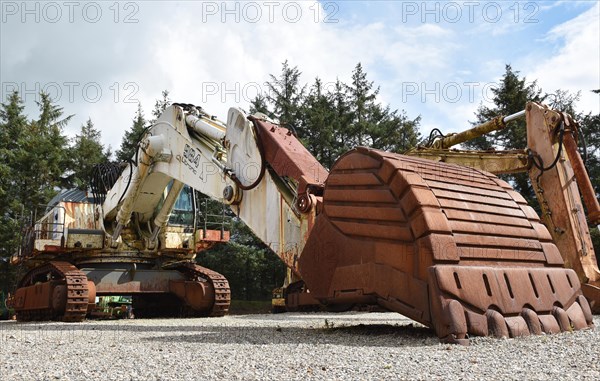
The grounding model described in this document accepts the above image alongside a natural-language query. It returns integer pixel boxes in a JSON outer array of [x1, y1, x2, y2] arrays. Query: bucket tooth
[[521, 308, 542, 335]]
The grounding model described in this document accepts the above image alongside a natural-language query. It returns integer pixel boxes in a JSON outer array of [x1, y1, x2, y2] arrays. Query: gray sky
[[1, 1, 599, 152]]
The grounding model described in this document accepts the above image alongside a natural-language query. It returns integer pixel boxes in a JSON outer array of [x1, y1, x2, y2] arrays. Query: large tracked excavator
[[9, 101, 598, 344], [9, 107, 233, 321]]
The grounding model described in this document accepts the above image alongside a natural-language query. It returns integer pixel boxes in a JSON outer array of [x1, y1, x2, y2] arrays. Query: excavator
[[8, 101, 598, 344], [9, 108, 233, 321]]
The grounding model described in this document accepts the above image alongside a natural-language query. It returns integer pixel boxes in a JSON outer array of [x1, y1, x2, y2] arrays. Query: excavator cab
[[167, 184, 196, 227]]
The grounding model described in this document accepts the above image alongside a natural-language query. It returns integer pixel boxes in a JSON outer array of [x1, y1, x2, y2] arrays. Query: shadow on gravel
[[141, 323, 438, 348], [0, 321, 439, 348], [0, 320, 438, 348]]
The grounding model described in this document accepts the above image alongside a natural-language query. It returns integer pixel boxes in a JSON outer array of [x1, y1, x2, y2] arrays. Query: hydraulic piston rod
[[438, 110, 526, 149]]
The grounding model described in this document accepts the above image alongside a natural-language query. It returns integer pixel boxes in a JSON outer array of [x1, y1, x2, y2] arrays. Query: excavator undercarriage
[[9, 185, 231, 322]]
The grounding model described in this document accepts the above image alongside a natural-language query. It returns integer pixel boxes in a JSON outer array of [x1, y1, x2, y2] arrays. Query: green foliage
[[21, 93, 73, 205], [346, 63, 421, 153], [0, 91, 72, 292], [0, 91, 28, 291], [116, 103, 147, 162], [252, 61, 421, 169], [467, 67, 599, 255], [346, 62, 379, 147], [301, 78, 340, 168], [234, 61, 422, 297], [468, 64, 545, 150], [150, 90, 171, 124], [265, 60, 306, 130], [69, 118, 110, 190], [579, 91, 600, 196], [249, 93, 273, 118], [467, 65, 545, 207], [579, 90, 600, 255]]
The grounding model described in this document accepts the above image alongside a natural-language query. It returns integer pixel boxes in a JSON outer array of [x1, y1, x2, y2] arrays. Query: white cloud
[[529, 3, 600, 114], [1, 1, 598, 153]]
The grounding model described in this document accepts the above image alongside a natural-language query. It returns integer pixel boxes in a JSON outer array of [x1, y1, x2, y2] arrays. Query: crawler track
[[15, 261, 90, 322], [177, 263, 231, 317]]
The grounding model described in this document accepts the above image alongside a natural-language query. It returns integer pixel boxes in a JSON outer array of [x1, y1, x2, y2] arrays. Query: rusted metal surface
[[561, 117, 600, 225], [286, 291, 320, 311], [169, 281, 214, 311], [8, 104, 235, 322], [409, 102, 600, 314], [66, 229, 104, 249], [298, 148, 593, 343], [526, 103, 600, 312], [196, 229, 230, 251], [175, 263, 231, 317], [14, 261, 91, 322], [407, 149, 529, 175], [250, 116, 328, 194]]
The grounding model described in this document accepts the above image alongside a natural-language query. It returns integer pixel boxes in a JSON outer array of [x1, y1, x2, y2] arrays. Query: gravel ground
[[1, 312, 599, 380]]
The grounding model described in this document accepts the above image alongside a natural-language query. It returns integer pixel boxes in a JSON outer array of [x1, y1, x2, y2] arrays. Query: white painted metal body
[[101, 105, 311, 270]]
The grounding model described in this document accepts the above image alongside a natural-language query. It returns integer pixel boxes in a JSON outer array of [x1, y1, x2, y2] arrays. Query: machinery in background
[[271, 103, 600, 318], [89, 296, 134, 319], [0, 290, 14, 320], [271, 268, 320, 313]]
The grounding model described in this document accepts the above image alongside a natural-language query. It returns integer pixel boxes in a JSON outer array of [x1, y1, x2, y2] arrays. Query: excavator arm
[[102, 104, 327, 274]]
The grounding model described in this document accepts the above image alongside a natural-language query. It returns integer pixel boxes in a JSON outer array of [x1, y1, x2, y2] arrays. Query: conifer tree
[[265, 60, 306, 132], [70, 118, 109, 190], [116, 103, 147, 162]]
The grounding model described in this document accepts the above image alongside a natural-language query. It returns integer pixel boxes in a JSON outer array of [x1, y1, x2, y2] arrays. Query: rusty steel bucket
[[299, 148, 593, 343]]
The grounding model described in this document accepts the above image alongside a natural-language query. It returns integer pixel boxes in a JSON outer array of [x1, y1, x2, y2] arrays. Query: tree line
[[250, 61, 421, 169], [1, 62, 599, 299]]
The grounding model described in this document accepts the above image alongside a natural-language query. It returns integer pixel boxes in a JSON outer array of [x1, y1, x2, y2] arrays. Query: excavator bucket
[[298, 148, 594, 343]]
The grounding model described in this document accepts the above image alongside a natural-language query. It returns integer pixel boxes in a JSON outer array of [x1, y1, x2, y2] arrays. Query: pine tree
[[116, 103, 147, 162], [265, 60, 306, 133], [468, 65, 545, 205], [150, 90, 171, 124], [15, 92, 73, 209], [579, 90, 600, 256], [344, 63, 420, 154], [368, 105, 421, 153], [346, 63, 379, 147], [0, 91, 27, 206], [301, 78, 338, 168], [467, 64, 545, 150], [70, 118, 109, 190], [0, 91, 28, 270], [249, 93, 273, 117], [0, 91, 71, 291], [330, 79, 353, 157]]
